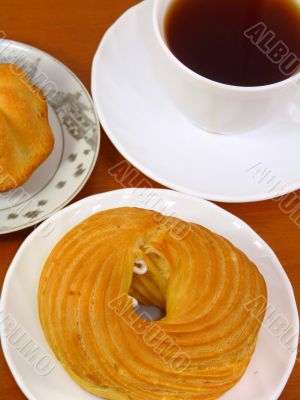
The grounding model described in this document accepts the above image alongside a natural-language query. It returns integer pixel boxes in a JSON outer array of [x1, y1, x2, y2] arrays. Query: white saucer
[[92, 0, 300, 203], [1, 189, 298, 400], [0, 40, 100, 233]]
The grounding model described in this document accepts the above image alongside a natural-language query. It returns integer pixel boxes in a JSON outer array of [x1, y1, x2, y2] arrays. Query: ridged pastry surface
[[0, 64, 54, 192], [39, 207, 267, 400]]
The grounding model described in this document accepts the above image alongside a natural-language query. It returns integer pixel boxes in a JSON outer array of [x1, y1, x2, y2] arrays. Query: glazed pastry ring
[[39, 207, 267, 400]]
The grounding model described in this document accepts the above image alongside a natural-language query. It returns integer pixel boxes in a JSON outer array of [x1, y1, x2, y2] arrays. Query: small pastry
[[0, 64, 54, 192]]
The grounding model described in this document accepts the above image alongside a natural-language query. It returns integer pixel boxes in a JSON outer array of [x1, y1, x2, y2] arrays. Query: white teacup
[[153, 0, 300, 134]]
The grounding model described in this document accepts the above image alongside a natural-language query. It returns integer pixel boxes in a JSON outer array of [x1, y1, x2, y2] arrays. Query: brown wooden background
[[0, 0, 299, 399]]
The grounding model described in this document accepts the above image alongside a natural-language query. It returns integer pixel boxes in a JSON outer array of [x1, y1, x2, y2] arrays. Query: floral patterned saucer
[[0, 40, 100, 234]]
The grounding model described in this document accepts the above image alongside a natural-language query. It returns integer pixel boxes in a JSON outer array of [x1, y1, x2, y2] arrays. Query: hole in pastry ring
[[38, 207, 267, 400]]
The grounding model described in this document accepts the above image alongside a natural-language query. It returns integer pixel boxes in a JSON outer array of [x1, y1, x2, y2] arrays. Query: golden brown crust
[[38, 208, 267, 400], [0, 64, 54, 192]]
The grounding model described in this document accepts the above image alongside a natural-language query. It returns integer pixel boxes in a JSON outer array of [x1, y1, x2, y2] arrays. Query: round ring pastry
[[39, 207, 267, 400]]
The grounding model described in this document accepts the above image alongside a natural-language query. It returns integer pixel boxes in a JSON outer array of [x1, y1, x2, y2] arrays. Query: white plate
[[92, 0, 300, 203], [1, 189, 298, 400], [0, 40, 100, 233]]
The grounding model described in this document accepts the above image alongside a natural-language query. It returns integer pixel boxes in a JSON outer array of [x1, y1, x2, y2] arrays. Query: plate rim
[[91, 0, 300, 203], [1, 188, 299, 400], [0, 39, 101, 234]]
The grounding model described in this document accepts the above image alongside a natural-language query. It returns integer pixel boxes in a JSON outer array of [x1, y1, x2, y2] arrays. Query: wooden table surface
[[0, 0, 299, 399]]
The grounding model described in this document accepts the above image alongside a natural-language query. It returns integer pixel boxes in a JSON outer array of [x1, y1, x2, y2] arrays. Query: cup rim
[[153, 0, 300, 92]]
